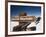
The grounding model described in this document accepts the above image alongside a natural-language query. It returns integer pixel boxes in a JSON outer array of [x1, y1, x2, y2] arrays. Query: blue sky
[[10, 5, 41, 17]]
